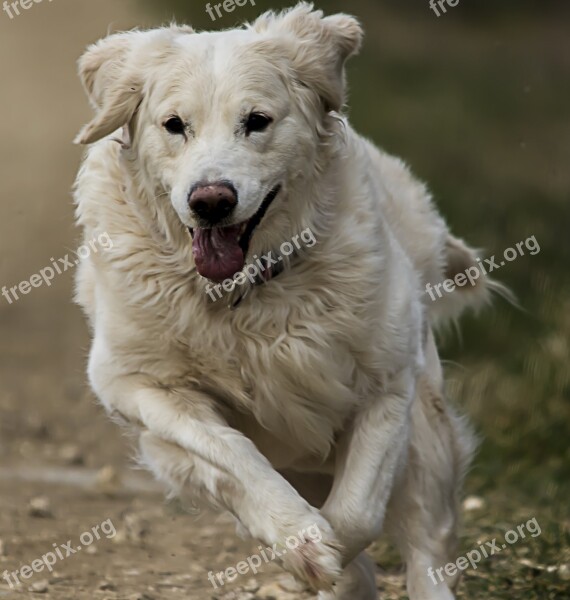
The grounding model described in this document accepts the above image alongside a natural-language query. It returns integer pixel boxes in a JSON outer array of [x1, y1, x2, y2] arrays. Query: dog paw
[[235, 488, 343, 590], [276, 514, 343, 593], [281, 532, 342, 592]]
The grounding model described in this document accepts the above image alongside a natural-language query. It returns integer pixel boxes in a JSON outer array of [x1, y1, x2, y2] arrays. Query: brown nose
[[188, 181, 238, 225]]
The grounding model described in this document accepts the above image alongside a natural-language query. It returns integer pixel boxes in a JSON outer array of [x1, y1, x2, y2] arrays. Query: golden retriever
[[73, 4, 489, 598]]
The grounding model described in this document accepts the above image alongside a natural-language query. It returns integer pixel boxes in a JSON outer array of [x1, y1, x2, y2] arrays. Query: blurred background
[[0, 1, 568, 598]]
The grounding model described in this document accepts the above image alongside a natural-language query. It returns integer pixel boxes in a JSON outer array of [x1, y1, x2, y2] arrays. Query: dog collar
[[228, 251, 292, 310]]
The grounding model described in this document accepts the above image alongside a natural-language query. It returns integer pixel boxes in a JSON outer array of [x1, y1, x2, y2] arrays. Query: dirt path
[[0, 466, 322, 599]]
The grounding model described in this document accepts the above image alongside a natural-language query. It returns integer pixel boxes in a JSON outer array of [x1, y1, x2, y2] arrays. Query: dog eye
[[163, 116, 186, 135], [245, 112, 273, 135]]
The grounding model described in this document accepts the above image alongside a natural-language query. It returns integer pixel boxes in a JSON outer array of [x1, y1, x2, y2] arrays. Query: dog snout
[[188, 181, 238, 225]]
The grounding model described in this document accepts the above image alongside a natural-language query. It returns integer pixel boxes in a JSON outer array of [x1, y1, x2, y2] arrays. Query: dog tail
[[426, 234, 513, 327]]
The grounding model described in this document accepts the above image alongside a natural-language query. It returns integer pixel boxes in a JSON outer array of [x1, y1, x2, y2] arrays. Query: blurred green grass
[[140, 1, 569, 596]]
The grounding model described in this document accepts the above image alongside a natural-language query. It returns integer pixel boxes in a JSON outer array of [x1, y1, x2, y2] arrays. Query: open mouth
[[189, 185, 281, 282]]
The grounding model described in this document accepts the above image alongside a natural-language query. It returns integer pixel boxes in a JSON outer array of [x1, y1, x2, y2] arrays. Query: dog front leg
[[321, 367, 415, 565], [90, 362, 342, 592]]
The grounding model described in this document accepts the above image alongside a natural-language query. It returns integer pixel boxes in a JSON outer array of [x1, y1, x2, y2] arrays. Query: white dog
[[74, 4, 489, 599]]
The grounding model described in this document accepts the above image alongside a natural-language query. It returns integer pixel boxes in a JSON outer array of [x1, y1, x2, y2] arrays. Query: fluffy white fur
[[73, 5, 487, 598]]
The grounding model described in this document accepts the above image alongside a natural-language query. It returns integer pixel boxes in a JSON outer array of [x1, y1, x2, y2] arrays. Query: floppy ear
[[254, 3, 363, 112], [74, 25, 194, 145], [74, 31, 144, 145]]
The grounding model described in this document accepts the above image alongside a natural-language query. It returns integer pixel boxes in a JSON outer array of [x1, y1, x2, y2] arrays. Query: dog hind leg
[[280, 471, 377, 600], [384, 332, 476, 600], [317, 552, 377, 600]]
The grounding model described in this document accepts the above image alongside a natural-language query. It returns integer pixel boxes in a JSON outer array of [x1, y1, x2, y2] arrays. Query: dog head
[[75, 3, 362, 282]]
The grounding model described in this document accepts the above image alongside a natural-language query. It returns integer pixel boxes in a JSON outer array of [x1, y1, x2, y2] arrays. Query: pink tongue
[[192, 225, 245, 282]]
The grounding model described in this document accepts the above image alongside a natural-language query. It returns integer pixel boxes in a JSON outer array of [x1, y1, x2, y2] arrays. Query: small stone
[[29, 418, 50, 440], [559, 563, 570, 580], [85, 545, 98, 555], [128, 594, 154, 600], [111, 529, 128, 544], [28, 496, 53, 518], [198, 526, 219, 538], [58, 444, 84, 465], [95, 465, 122, 493], [156, 580, 183, 590], [519, 558, 544, 572], [124, 513, 150, 542], [99, 580, 116, 591], [29, 579, 49, 593], [462, 495, 485, 511], [242, 578, 259, 593]]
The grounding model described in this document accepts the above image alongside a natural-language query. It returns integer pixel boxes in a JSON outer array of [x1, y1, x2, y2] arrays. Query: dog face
[[75, 4, 362, 282], [136, 31, 305, 282]]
